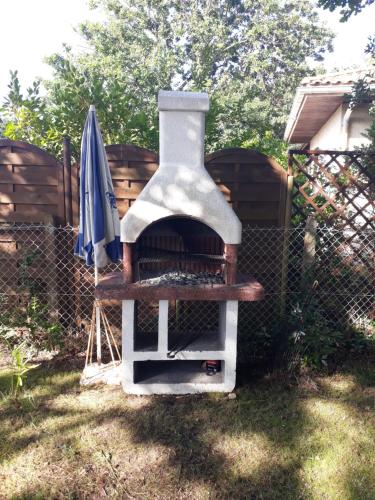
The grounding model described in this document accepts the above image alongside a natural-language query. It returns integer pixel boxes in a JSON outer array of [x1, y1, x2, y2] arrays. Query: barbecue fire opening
[[123, 216, 240, 286], [133, 216, 225, 283]]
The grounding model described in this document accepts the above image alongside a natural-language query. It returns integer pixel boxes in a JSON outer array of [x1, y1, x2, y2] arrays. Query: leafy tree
[[317, 0, 375, 21], [1, 0, 333, 162], [366, 35, 375, 56], [0, 71, 61, 155]]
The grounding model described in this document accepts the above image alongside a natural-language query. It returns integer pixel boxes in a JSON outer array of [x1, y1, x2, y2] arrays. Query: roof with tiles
[[301, 67, 375, 87], [284, 67, 375, 143]]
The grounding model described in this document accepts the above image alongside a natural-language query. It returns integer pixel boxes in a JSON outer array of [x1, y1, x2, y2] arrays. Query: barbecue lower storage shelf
[[96, 273, 264, 394], [119, 299, 238, 394], [134, 360, 225, 385]]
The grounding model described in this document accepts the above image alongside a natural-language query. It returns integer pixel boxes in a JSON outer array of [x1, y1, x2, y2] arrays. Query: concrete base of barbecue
[[121, 300, 238, 395], [95, 272, 264, 395]]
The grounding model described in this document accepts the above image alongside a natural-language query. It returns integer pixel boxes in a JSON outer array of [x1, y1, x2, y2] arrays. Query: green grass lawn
[[0, 358, 374, 500]]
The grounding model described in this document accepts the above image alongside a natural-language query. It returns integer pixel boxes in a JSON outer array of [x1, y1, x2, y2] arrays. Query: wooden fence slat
[[0, 192, 59, 204], [13, 164, 58, 176], [13, 205, 58, 217], [0, 171, 58, 186], [105, 145, 158, 162], [109, 165, 158, 180], [0, 213, 54, 224], [0, 152, 58, 166], [206, 166, 284, 183], [234, 202, 281, 220], [14, 185, 58, 194], [224, 183, 283, 202]]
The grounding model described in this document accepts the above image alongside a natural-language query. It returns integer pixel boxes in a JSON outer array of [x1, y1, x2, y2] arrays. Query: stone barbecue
[[96, 90, 264, 394]]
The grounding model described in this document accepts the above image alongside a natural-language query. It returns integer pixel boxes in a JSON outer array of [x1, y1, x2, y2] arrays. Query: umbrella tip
[[89, 104, 96, 112]]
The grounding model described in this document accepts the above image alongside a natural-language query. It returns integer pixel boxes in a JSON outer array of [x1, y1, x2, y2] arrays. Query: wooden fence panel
[[71, 145, 288, 228], [0, 139, 65, 224], [205, 148, 288, 227], [1, 140, 289, 229]]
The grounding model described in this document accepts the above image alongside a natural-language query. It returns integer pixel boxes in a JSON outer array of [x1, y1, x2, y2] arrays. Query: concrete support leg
[[122, 300, 135, 387], [223, 300, 238, 392], [158, 300, 169, 352]]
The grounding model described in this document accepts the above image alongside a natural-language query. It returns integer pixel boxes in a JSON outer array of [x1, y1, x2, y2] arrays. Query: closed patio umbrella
[[75, 105, 121, 364]]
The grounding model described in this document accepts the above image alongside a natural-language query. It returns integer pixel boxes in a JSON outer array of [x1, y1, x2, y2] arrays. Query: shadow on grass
[[0, 367, 13, 394], [0, 361, 308, 498], [124, 388, 307, 497], [1, 356, 374, 499], [344, 464, 375, 500]]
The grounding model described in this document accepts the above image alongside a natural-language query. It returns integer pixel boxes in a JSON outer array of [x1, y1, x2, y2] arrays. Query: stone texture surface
[[138, 271, 224, 286], [95, 272, 265, 301]]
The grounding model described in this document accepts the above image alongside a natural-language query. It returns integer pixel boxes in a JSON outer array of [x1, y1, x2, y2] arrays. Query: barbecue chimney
[[121, 90, 242, 244]]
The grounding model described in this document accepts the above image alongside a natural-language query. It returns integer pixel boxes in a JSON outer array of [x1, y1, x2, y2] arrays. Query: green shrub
[[286, 287, 375, 372], [10, 343, 32, 396], [0, 295, 62, 356]]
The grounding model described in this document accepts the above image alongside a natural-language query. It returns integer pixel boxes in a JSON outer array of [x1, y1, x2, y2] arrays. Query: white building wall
[[310, 105, 344, 150], [310, 103, 372, 150], [348, 104, 372, 149]]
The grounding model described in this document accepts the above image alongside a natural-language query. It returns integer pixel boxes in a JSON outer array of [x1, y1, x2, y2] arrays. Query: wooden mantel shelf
[[95, 272, 265, 302]]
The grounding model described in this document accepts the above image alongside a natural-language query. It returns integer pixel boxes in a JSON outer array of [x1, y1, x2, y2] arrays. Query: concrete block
[[121, 299, 239, 395]]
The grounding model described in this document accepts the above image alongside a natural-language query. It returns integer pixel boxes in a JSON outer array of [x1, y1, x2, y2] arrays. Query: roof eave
[[284, 83, 369, 144]]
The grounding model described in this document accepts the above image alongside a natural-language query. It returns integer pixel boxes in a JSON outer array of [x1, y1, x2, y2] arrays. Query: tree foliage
[[317, 0, 375, 21], [1, 0, 333, 162], [0, 71, 60, 153], [352, 75, 375, 159]]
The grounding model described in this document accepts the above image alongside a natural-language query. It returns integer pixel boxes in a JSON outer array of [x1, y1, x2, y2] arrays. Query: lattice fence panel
[[289, 150, 375, 231]]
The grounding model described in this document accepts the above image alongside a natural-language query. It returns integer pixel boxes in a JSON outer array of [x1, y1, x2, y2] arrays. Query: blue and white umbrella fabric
[[74, 105, 121, 268]]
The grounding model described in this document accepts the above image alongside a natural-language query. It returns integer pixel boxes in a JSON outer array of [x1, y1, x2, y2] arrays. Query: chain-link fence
[[0, 223, 373, 356]]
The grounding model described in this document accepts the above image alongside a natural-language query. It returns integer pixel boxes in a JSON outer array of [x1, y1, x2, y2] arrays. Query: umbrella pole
[[94, 266, 102, 365]]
